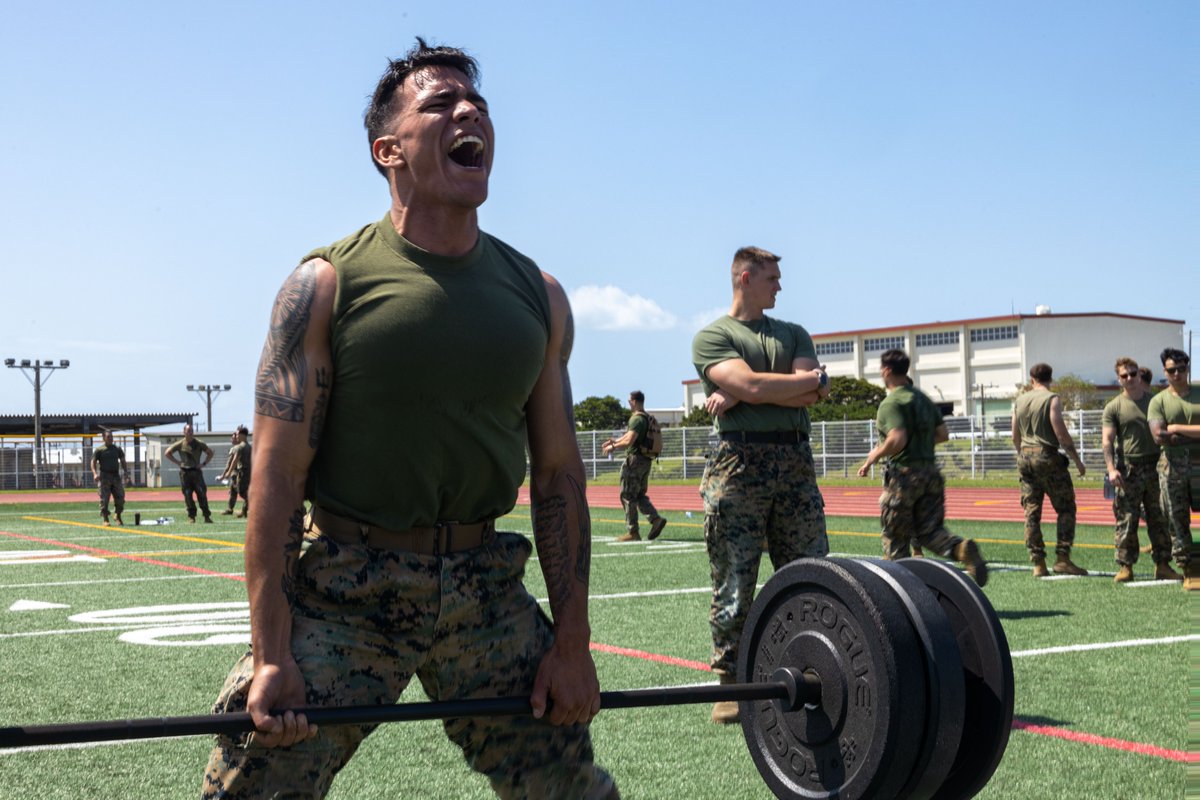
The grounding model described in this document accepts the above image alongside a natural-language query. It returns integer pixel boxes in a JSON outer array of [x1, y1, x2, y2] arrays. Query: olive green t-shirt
[[876, 385, 943, 467], [627, 413, 649, 452], [691, 315, 817, 434], [166, 438, 210, 469], [1147, 384, 1198, 458], [1013, 389, 1059, 450], [92, 444, 125, 473], [1102, 392, 1159, 464], [306, 216, 551, 531]]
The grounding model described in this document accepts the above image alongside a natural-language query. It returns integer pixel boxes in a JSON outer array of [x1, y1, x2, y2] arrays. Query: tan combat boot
[[1184, 562, 1200, 592], [1113, 564, 1134, 583], [1031, 557, 1049, 578], [910, 544, 925, 558], [711, 671, 740, 724], [955, 540, 988, 587], [614, 531, 641, 543], [1154, 562, 1183, 582], [1052, 554, 1087, 576]]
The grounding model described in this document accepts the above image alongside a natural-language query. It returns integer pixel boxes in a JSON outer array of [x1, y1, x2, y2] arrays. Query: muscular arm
[[934, 423, 950, 444], [164, 442, 181, 466], [244, 258, 336, 747], [1049, 396, 1085, 475], [706, 357, 824, 408], [525, 273, 600, 726], [1101, 425, 1124, 489], [1164, 422, 1200, 440], [858, 427, 908, 476], [602, 429, 637, 454], [1011, 413, 1021, 450]]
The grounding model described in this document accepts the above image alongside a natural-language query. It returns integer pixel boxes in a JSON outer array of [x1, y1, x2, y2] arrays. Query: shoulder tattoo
[[255, 262, 316, 422]]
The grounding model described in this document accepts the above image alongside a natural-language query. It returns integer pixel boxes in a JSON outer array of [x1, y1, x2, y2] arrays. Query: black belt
[[720, 430, 809, 445]]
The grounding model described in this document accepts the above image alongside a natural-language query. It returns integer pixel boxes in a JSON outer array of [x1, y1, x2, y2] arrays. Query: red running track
[[7, 485, 1192, 528]]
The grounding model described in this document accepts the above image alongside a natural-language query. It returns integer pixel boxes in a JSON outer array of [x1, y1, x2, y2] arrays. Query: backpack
[[636, 412, 663, 458]]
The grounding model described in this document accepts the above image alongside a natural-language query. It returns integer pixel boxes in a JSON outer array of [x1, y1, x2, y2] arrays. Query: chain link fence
[[578, 410, 1109, 483]]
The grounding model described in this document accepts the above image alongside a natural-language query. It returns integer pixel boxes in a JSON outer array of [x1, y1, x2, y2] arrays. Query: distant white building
[[683, 311, 1186, 417]]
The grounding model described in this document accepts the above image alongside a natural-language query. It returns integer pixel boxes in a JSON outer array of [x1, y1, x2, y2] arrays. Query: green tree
[[573, 395, 627, 431], [810, 376, 886, 422], [1052, 374, 1106, 411], [680, 403, 713, 427]]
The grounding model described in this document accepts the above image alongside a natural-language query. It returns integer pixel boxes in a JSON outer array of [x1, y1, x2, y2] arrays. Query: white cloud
[[569, 285, 678, 331]]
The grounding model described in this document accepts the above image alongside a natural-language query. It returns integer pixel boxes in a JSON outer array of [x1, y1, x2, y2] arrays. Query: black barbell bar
[[0, 667, 818, 749]]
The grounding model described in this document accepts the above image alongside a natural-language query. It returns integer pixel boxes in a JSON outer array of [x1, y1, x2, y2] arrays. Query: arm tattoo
[[255, 262, 316, 422], [568, 474, 590, 583], [532, 494, 572, 607], [308, 367, 330, 448], [280, 506, 306, 605]]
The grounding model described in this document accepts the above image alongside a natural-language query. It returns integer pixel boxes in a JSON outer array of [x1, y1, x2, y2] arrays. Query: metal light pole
[[186, 384, 232, 432], [4, 358, 70, 489]]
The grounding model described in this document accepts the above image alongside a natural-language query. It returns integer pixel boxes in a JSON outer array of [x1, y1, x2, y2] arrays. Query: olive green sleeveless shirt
[[1013, 389, 1059, 450], [305, 216, 551, 530]]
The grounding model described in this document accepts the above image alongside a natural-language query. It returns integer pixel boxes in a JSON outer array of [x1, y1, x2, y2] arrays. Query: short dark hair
[[1160, 347, 1189, 367], [1114, 356, 1137, 375], [237, 425, 249, 435], [1139, 366, 1153, 385], [630, 390, 645, 404], [364, 38, 481, 177], [731, 246, 780, 288], [880, 349, 910, 376], [1030, 363, 1053, 384]]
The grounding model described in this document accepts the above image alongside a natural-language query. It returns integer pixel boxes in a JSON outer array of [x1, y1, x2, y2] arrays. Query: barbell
[[0, 556, 1012, 799]]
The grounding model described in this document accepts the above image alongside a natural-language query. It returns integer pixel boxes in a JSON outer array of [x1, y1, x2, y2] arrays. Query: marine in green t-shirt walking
[[1010, 363, 1088, 578], [857, 349, 988, 585], [691, 245, 831, 725], [1147, 347, 1198, 588], [90, 430, 128, 526], [601, 391, 667, 542], [1102, 357, 1179, 583]]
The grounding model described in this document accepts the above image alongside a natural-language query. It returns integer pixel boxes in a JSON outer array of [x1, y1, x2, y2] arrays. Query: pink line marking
[[590, 641, 711, 672], [1011, 719, 1195, 762], [0, 530, 244, 581]]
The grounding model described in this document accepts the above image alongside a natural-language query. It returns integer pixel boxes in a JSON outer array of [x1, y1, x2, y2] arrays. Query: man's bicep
[[706, 358, 754, 396], [526, 274, 582, 475]]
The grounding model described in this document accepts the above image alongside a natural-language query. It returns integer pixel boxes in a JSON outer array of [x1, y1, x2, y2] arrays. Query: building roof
[[0, 412, 196, 436], [812, 311, 1184, 340]]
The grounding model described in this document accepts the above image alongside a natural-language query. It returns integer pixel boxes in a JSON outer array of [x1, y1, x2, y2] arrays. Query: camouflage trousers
[[97, 472, 124, 518], [1157, 451, 1193, 566], [226, 470, 250, 511], [179, 468, 211, 520], [699, 439, 828, 674], [1017, 449, 1077, 560], [1111, 461, 1172, 566], [202, 530, 615, 800], [878, 463, 963, 561], [619, 454, 659, 533]]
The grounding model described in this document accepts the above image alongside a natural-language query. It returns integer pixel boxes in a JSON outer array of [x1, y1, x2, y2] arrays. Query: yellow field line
[[21, 516, 243, 549]]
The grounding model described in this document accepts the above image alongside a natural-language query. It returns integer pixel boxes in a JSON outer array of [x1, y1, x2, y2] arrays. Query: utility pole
[[4, 358, 70, 489], [186, 384, 232, 432]]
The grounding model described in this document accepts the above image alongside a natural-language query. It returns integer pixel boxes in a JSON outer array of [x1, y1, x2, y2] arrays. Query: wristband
[[818, 370, 829, 389]]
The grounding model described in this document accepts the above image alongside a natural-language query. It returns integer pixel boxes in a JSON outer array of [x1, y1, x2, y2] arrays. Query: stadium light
[[186, 383, 232, 432], [5, 356, 71, 489]]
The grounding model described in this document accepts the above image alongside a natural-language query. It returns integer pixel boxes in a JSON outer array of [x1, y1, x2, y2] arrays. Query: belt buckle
[[434, 521, 458, 556]]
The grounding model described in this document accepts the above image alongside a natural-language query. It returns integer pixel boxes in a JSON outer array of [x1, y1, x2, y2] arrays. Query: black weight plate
[[738, 557, 927, 800], [848, 558, 965, 799], [899, 557, 1014, 800]]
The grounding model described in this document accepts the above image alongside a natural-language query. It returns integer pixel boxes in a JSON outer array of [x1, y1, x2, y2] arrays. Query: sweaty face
[[385, 65, 494, 209]]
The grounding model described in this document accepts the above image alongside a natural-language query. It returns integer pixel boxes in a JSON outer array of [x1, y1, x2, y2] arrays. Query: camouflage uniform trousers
[[201, 529, 616, 800], [1111, 460, 1172, 566], [699, 439, 828, 675], [226, 469, 250, 512], [1157, 451, 1193, 567], [179, 468, 211, 520], [97, 471, 125, 520], [1017, 449, 1077, 561], [619, 453, 659, 533], [878, 463, 963, 561]]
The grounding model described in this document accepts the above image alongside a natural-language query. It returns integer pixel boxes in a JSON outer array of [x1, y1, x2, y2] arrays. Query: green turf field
[[0, 500, 1191, 798]]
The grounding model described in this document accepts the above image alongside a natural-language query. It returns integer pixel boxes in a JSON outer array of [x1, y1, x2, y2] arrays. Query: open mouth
[[448, 135, 485, 168]]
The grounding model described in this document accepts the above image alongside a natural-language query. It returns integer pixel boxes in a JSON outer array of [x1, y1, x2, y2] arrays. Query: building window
[[815, 340, 854, 356], [916, 330, 960, 347], [864, 335, 905, 352], [969, 325, 1018, 343]]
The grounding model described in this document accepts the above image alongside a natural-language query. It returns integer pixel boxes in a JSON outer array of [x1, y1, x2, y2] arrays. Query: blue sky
[[2, 0, 1195, 430]]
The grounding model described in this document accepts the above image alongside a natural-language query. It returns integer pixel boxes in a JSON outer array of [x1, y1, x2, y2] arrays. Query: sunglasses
[[1118, 372, 1138, 379], [1165, 365, 1189, 375]]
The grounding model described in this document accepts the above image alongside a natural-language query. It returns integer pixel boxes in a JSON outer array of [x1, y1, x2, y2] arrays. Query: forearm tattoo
[[280, 506, 305, 605], [533, 494, 573, 607], [567, 474, 590, 583], [255, 262, 316, 422], [308, 367, 330, 448]]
